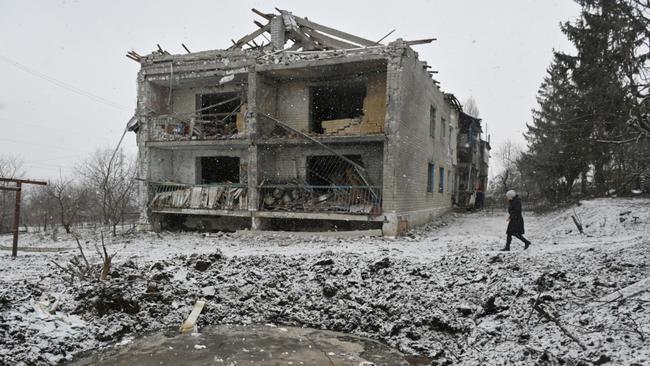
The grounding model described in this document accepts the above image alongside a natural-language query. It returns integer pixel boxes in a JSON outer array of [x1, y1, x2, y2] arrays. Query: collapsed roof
[[125, 8, 434, 62]]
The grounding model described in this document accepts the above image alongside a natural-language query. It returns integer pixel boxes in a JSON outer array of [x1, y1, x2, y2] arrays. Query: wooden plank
[[251, 8, 274, 20], [254, 20, 269, 30], [405, 38, 437, 45], [0, 186, 20, 192], [229, 23, 271, 49], [588, 277, 650, 308], [0, 178, 47, 185], [293, 15, 376, 47], [288, 28, 320, 50], [179, 300, 206, 333], [302, 27, 356, 49]]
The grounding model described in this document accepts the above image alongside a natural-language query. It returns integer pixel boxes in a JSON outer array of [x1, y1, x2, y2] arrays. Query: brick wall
[[257, 144, 384, 186], [384, 48, 455, 217], [149, 148, 250, 184]]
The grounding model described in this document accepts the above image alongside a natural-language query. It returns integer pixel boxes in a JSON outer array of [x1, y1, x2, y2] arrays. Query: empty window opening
[[427, 163, 435, 193], [307, 155, 364, 186], [439, 167, 445, 193], [310, 82, 366, 133], [197, 92, 241, 135], [441, 118, 446, 138], [429, 106, 437, 138], [198, 156, 240, 184]]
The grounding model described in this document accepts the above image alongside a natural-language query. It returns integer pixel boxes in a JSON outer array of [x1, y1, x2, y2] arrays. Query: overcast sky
[[0, 0, 579, 180]]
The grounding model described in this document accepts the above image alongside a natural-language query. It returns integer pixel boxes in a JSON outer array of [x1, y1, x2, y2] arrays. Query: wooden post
[[12, 182, 21, 257], [0, 177, 47, 257]]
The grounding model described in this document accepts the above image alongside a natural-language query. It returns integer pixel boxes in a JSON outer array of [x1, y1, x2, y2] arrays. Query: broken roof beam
[[229, 22, 271, 50], [252, 8, 274, 20], [278, 9, 320, 51], [292, 15, 377, 47], [126, 50, 142, 62], [405, 38, 437, 46], [301, 27, 356, 49]]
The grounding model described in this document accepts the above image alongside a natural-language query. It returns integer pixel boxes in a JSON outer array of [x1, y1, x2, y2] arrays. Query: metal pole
[[12, 182, 22, 257]]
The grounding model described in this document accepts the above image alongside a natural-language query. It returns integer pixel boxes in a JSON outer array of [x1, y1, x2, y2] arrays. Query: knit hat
[[506, 190, 516, 199]]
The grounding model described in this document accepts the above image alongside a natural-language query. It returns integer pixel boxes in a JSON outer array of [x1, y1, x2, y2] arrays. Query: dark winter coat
[[506, 196, 525, 235]]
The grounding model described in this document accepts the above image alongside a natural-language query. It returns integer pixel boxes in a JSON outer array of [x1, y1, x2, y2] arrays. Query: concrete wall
[[149, 147, 249, 184], [170, 84, 246, 120], [275, 79, 310, 132], [382, 47, 456, 235], [262, 72, 387, 134]]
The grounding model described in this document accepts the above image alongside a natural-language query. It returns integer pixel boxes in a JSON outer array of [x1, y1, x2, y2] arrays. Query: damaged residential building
[[127, 9, 489, 236], [454, 110, 491, 207]]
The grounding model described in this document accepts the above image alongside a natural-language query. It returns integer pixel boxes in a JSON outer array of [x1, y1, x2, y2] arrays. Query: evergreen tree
[[524, 55, 590, 199], [524, 0, 650, 199]]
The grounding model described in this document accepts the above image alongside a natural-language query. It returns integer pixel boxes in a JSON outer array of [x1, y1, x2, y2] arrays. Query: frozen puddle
[[69, 324, 410, 365]]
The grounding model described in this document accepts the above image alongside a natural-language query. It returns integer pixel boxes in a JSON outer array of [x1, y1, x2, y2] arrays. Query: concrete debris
[[179, 300, 206, 334], [152, 186, 247, 211]]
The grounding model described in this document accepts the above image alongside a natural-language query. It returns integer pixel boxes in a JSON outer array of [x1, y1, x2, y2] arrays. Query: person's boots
[[500, 244, 510, 251], [524, 240, 531, 250]]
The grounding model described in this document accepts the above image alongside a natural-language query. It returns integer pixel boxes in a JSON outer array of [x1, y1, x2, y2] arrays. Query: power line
[[29, 154, 86, 163], [0, 54, 132, 112], [0, 138, 95, 153], [0, 117, 115, 142]]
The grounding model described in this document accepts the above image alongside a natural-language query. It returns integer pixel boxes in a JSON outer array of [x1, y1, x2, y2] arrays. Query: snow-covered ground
[[0, 197, 648, 365]]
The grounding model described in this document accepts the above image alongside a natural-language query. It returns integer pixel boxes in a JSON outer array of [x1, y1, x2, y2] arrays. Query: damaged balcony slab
[[256, 56, 389, 79], [145, 138, 251, 149], [253, 210, 385, 222], [256, 135, 386, 145], [152, 208, 251, 217]]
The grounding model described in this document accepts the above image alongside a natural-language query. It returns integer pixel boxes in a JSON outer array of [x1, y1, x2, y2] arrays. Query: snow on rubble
[[0, 197, 649, 365]]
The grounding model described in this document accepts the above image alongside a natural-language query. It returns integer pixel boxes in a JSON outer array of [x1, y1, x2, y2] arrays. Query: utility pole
[[0, 177, 47, 257]]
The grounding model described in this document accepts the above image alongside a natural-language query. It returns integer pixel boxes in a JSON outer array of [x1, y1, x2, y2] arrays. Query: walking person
[[501, 190, 531, 251]]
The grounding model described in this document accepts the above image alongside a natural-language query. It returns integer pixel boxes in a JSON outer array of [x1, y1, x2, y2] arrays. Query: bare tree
[[46, 176, 88, 234], [23, 186, 57, 231], [0, 155, 24, 233], [491, 140, 523, 194], [463, 96, 480, 118], [78, 148, 137, 236]]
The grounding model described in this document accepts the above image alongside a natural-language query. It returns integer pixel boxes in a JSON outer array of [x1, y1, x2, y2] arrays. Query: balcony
[[260, 184, 382, 215], [147, 113, 245, 143], [150, 182, 248, 214]]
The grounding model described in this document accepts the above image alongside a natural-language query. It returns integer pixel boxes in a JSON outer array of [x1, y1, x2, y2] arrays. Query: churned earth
[[0, 197, 648, 365]]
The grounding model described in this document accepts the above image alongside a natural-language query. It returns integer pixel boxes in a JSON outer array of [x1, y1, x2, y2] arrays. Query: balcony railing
[[260, 184, 382, 215], [150, 182, 248, 211]]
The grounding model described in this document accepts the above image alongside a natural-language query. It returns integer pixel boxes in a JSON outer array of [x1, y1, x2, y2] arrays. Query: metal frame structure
[[0, 177, 47, 257]]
